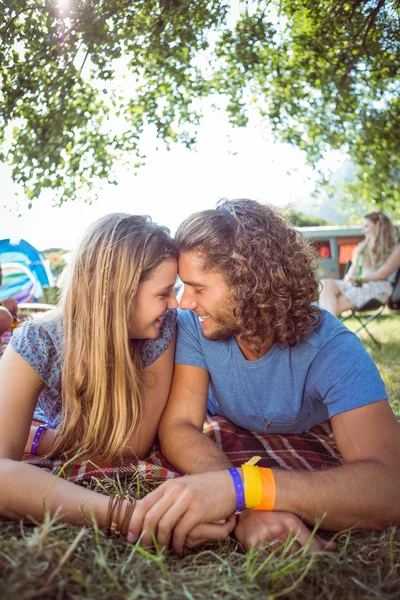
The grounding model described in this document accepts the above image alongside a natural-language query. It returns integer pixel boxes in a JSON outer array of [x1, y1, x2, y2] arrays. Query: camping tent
[[0, 239, 55, 303]]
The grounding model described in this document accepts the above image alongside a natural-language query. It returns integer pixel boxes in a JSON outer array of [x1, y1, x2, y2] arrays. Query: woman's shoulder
[[11, 313, 62, 346], [141, 309, 177, 368], [10, 314, 63, 376]]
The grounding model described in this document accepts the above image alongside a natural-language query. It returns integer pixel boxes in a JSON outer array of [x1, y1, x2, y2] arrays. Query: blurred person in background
[[0, 264, 18, 335], [319, 210, 399, 317]]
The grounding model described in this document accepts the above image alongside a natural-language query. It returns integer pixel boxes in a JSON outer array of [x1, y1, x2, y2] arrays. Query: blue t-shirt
[[175, 308, 387, 434], [11, 310, 177, 426]]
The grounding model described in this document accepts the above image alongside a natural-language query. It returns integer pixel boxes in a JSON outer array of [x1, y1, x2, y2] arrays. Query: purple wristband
[[227, 467, 245, 514], [30, 425, 48, 455]]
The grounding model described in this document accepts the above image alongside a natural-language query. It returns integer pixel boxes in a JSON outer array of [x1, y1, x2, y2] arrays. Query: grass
[[1, 310, 400, 599]]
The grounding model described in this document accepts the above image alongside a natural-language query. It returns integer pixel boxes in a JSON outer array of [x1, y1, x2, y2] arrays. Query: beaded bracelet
[[107, 494, 136, 537], [30, 425, 48, 455]]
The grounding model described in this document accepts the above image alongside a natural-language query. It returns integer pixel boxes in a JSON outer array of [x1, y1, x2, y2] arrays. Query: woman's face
[[363, 217, 379, 239], [127, 258, 178, 339]]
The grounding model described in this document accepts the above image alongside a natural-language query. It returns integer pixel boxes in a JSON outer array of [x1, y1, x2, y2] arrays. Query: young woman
[[319, 211, 398, 317], [0, 213, 183, 536]]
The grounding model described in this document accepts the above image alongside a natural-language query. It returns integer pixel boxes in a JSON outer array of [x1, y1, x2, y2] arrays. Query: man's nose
[[179, 288, 197, 311]]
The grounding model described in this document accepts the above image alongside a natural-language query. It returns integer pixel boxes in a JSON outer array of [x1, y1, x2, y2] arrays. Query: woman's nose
[[169, 293, 178, 309]]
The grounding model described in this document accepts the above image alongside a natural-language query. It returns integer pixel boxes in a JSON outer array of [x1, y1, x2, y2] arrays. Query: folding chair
[[341, 267, 400, 348]]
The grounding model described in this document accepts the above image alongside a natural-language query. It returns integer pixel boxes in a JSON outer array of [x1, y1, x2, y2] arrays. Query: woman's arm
[[362, 244, 400, 283], [0, 346, 116, 528], [124, 335, 176, 459], [0, 344, 234, 548]]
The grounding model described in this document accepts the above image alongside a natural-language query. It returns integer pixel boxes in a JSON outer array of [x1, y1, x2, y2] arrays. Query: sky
[[0, 107, 346, 252]]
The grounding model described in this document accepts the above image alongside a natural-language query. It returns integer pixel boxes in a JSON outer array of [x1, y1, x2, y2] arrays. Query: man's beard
[[200, 310, 241, 342]]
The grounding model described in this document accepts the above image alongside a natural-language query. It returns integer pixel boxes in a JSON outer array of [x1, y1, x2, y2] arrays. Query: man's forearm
[[159, 421, 231, 473], [274, 461, 400, 530]]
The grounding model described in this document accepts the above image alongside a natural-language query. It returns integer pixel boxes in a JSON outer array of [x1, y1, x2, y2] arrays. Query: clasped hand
[[127, 470, 236, 554], [127, 472, 336, 555]]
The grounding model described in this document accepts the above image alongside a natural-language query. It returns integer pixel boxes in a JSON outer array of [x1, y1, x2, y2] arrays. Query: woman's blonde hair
[[358, 211, 397, 270], [49, 213, 176, 461]]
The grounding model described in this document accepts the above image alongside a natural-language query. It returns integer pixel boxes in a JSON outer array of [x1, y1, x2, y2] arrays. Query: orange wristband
[[253, 467, 276, 511]]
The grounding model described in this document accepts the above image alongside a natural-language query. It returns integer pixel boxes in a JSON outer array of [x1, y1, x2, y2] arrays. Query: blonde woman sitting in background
[[319, 211, 399, 317]]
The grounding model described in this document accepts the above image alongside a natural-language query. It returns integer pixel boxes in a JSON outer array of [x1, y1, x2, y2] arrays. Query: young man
[[130, 199, 400, 554]]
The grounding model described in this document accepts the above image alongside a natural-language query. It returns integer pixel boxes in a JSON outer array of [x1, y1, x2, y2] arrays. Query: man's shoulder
[[283, 308, 362, 365], [301, 308, 353, 351]]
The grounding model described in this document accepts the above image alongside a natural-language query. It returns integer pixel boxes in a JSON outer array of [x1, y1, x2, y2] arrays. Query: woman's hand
[[127, 470, 236, 554], [185, 514, 237, 548], [234, 510, 337, 553]]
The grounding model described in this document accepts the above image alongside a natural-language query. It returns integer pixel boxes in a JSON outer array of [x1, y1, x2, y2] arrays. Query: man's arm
[[131, 399, 400, 552], [158, 363, 232, 472], [154, 361, 338, 553], [271, 399, 400, 529]]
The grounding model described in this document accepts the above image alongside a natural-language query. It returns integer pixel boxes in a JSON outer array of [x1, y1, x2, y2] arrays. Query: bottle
[[10, 315, 20, 333], [355, 258, 363, 287]]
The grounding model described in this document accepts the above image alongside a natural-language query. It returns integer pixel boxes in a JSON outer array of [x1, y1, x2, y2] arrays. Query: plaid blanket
[[22, 415, 342, 483]]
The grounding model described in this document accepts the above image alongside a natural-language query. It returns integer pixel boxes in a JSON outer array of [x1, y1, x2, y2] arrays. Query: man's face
[[178, 251, 240, 341]]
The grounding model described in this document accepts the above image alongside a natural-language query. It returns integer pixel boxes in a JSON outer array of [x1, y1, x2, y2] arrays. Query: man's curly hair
[[175, 199, 321, 350]]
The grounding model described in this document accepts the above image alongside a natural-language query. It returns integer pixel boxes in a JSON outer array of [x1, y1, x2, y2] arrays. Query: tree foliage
[[1, 0, 399, 212], [284, 209, 331, 227]]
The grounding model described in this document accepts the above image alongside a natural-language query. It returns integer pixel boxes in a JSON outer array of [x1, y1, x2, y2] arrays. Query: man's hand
[[1, 298, 18, 316], [127, 470, 236, 554], [234, 510, 337, 553]]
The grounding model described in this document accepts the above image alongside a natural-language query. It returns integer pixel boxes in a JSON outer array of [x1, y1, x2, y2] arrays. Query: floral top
[[10, 310, 177, 426]]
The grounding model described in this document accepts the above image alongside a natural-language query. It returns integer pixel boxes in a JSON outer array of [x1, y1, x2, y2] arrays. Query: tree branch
[[361, 0, 385, 50], [336, 0, 386, 92]]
